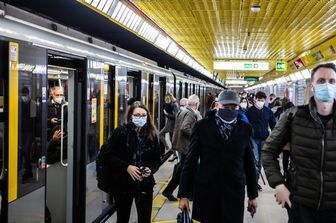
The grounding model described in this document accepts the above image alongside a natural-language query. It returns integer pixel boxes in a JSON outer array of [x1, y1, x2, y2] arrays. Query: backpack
[[96, 142, 112, 193]]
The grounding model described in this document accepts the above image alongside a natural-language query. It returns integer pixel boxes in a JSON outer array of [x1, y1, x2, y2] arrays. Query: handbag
[[177, 210, 193, 223]]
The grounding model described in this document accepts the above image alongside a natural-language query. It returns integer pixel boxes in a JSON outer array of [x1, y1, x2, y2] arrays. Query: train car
[[0, 3, 223, 223]]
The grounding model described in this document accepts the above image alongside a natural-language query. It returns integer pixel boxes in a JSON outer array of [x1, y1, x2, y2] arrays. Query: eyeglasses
[[54, 94, 64, 97], [132, 114, 147, 118]]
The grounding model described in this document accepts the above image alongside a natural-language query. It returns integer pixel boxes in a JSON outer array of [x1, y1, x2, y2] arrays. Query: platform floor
[[107, 158, 288, 223]]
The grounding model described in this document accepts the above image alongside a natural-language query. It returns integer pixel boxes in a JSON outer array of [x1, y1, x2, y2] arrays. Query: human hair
[[179, 98, 188, 107], [269, 93, 276, 98], [281, 97, 290, 107], [126, 101, 158, 141], [274, 100, 282, 107], [164, 93, 173, 103], [311, 63, 336, 80], [188, 94, 200, 106], [255, 91, 267, 99], [21, 86, 30, 95]]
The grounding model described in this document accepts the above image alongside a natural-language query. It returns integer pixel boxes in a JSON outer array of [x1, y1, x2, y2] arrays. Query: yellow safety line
[[99, 75, 104, 147], [8, 42, 19, 202]]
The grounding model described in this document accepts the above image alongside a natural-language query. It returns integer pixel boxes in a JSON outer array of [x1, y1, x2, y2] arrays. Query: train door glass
[[116, 67, 127, 127], [159, 76, 166, 130], [184, 83, 188, 98], [141, 72, 149, 106], [154, 75, 160, 129], [85, 60, 111, 223], [127, 70, 141, 104], [148, 74, 154, 125], [8, 42, 47, 223]]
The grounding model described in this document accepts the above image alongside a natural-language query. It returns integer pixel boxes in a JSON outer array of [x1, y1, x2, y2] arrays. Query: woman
[[108, 101, 161, 223], [239, 97, 250, 113]]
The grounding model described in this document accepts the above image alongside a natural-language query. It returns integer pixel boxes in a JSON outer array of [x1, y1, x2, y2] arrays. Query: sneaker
[[162, 191, 178, 201], [258, 184, 262, 191]]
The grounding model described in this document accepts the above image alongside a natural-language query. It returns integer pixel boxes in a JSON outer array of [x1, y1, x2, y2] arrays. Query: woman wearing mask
[[239, 98, 250, 113], [107, 101, 161, 223]]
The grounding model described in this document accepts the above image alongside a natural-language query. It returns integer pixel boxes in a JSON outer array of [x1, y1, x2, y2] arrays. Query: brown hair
[[126, 101, 158, 141]]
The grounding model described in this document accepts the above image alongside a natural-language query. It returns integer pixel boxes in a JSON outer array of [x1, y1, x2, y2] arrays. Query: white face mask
[[54, 97, 63, 104], [21, 96, 29, 103], [255, 101, 265, 109], [240, 102, 247, 109]]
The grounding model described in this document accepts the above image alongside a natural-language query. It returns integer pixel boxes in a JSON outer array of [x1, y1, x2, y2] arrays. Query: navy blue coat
[[178, 112, 258, 223], [246, 105, 276, 140]]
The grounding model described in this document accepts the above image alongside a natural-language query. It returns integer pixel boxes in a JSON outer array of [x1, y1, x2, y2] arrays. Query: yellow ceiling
[[130, 0, 336, 79]]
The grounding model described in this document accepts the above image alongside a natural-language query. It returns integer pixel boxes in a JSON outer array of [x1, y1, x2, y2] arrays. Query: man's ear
[[309, 82, 314, 93]]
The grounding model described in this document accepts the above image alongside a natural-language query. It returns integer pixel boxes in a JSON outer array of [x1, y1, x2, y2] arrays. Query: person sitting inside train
[[47, 125, 67, 165], [47, 86, 67, 140], [106, 101, 162, 223]]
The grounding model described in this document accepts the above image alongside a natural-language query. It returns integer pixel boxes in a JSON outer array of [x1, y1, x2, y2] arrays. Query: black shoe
[[257, 184, 262, 191], [168, 155, 177, 162], [162, 191, 178, 201]]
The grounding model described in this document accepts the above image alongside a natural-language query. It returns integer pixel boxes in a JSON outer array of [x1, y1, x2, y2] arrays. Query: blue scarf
[[215, 114, 237, 140]]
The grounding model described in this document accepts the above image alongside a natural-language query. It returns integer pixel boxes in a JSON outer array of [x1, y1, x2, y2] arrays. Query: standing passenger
[[246, 91, 276, 191], [178, 90, 258, 223], [262, 63, 336, 223], [107, 101, 161, 223], [162, 96, 201, 201]]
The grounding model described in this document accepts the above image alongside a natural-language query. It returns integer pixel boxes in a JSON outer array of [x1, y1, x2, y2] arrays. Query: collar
[[309, 96, 336, 123]]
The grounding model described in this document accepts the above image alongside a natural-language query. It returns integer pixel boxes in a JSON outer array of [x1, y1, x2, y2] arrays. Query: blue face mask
[[314, 83, 336, 102], [132, 116, 147, 127], [217, 109, 238, 123]]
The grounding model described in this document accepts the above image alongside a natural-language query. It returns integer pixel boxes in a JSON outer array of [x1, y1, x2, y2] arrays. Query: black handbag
[[177, 210, 193, 223]]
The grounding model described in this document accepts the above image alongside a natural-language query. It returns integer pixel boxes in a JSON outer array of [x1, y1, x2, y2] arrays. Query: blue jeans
[[252, 138, 265, 181]]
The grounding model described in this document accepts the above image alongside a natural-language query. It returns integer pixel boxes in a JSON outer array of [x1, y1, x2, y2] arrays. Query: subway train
[[0, 4, 222, 223]]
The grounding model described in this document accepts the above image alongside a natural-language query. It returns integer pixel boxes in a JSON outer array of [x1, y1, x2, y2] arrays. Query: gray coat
[[172, 108, 202, 154], [262, 97, 336, 211]]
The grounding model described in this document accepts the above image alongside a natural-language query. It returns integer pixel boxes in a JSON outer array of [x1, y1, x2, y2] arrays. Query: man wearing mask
[[178, 90, 258, 223], [246, 91, 276, 191], [47, 86, 66, 140], [262, 63, 336, 222]]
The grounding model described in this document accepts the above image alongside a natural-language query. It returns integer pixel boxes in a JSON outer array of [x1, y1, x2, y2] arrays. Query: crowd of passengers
[[96, 63, 336, 223]]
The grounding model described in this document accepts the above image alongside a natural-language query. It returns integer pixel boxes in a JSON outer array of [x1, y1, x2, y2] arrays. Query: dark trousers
[[163, 153, 186, 194], [288, 201, 336, 223], [114, 190, 153, 223]]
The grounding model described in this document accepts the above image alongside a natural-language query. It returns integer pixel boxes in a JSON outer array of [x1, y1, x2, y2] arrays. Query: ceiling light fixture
[[250, 5, 261, 13]]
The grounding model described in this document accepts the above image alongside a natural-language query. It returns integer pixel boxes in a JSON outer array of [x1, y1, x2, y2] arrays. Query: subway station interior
[[1, 0, 336, 222]]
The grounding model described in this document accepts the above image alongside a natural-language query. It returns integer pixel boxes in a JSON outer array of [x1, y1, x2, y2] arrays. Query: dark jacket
[[274, 101, 294, 119], [47, 138, 67, 164], [178, 111, 258, 223], [262, 97, 336, 211], [162, 102, 178, 133], [246, 105, 276, 140], [107, 123, 161, 193], [172, 108, 202, 154], [47, 100, 67, 139]]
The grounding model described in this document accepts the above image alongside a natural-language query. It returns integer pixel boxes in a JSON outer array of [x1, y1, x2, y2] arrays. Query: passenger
[[159, 93, 178, 152], [246, 91, 276, 191], [47, 86, 66, 140], [178, 90, 258, 223], [262, 63, 336, 223], [107, 101, 161, 223], [274, 97, 294, 120], [162, 96, 201, 201], [239, 97, 250, 113], [268, 93, 280, 109], [206, 92, 215, 110], [271, 99, 282, 114], [47, 125, 67, 164]]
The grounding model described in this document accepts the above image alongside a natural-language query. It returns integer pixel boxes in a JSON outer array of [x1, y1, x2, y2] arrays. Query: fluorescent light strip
[[115, 3, 126, 21], [97, 0, 108, 10], [85, 0, 93, 4], [91, 0, 100, 8], [118, 5, 129, 23], [111, 1, 122, 19], [102, 0, 114, 13]]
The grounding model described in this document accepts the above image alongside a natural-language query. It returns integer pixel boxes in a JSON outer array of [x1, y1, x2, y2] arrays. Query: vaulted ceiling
[[130, 0, 336, 79]]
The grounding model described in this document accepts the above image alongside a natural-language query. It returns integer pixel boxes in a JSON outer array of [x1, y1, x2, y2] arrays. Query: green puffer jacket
[[262, 97, 336, 211]]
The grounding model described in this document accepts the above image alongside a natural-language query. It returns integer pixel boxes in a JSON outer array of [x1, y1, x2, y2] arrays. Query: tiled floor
[[107, 159, 288, 223]]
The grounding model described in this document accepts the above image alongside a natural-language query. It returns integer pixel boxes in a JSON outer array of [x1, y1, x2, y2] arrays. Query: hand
[[178, 198, 190, 212], [52, 130, 62, 142], [275, 184, 292, 208], [51, 118, 58, 124], [127, 165, 142, 181], [247, 198, 257, 217], [140, 166, 151, 178], [163, 110, 168, 116]]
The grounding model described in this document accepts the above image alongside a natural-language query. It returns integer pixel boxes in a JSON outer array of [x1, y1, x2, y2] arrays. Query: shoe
[[168, 155, 177, 162], [258, 184, 262, 191], [162, 191, 178, 201]]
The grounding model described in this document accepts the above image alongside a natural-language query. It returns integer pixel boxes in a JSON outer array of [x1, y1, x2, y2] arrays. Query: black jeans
[[163, 153, 186, 194], [288, 201, 336, 223], [114, 190, 153, 223]]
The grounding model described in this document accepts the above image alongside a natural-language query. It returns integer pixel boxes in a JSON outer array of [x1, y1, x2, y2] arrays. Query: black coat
[[107, 123, 161, 193], [178, 112, 258, 223]]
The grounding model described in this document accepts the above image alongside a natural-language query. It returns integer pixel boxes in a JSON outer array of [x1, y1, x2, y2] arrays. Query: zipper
[[317, 128, 325, 210]]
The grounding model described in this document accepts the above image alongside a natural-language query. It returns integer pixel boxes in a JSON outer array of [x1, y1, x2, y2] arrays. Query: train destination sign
[[214, 61, 269, 71]]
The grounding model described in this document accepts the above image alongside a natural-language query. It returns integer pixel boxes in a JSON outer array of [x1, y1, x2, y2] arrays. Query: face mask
[[255, 101, 265, 109], [314, 83, 336, 102], [217, 108, 238, 123], [180, 107, 187, 111], [132, 116, 147, 127], [240, 102, 247, 109], [54, 97, 63, 104], [21, 96, 29, 103]]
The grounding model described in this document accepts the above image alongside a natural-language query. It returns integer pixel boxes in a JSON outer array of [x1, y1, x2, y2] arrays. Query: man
[[268, 93, 280, 109], [178, 90, 258, 223], [47, 86, 66, 140], [246, 91, 276, 190], [162, 96, 201, 201], [262, 63, 336, 222]]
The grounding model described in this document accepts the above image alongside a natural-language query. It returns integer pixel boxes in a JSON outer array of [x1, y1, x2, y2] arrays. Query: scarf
[[215, 114, 236, 140]]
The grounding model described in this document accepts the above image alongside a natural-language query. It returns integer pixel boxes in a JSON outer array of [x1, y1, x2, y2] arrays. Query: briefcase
[[177, 210, 193, 223]]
